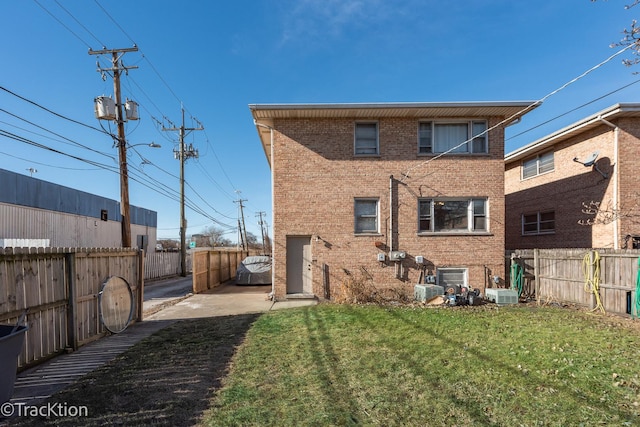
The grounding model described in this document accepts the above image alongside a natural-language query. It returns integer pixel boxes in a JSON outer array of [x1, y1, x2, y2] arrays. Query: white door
[[286, 236, 312, 295]]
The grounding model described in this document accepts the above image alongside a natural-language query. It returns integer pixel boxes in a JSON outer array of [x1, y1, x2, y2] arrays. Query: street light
[[128, 142, 162, 149]]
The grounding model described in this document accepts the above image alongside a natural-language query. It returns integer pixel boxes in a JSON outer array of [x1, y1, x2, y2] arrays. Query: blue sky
[[1, 1, 639, 241]]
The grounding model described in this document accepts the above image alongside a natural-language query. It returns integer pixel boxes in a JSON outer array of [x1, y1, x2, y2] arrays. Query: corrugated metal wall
[[0, 168, 158, 248]]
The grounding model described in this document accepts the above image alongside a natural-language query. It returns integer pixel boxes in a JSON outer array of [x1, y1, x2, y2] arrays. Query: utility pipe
[[389, 175, 394, 251], [598, 116, 619, 249]]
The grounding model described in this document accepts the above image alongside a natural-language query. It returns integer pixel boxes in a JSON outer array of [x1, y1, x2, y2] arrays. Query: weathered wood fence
[[506, 248, 640, 316], [192, 249, 254, 293], [0, 247, 143, 369], [144, 251, 191, 280]]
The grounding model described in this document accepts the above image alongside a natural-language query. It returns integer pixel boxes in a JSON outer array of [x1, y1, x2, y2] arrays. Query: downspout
[[598, 116, 619, 249], [254, 120, 277, 298], [270, 127, 276, 296], [389, 175, 394, 251]]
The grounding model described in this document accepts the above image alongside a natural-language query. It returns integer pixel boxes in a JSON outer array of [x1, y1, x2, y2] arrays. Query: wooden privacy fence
[[192, 249, 254, 293], [144, 251, 191, 280], [507, 248, 640, 316], [0, 247, 143, 369]]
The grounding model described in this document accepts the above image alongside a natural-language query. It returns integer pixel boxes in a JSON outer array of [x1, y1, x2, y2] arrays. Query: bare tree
[[578, 198, 640, 225], [198, 225, 232, 248], [592, 0, 640, 67]]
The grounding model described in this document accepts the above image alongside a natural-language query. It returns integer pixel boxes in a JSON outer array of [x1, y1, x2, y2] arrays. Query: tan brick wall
[[271, 117, 506, 300], [505, 122, 628, 249], [616, 117, 640, 246]]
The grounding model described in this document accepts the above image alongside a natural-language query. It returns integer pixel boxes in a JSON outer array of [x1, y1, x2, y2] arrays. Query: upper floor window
[[522, 211, 555, 235], [354, 198, 379, 234], [354, 122, 379, 155], [418, 120, 487, 154], [419, 198, 488, 233], [522, 151, 554, 179]]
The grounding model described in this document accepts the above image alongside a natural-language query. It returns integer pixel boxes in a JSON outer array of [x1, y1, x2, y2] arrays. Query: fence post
[[137, 249, 144, 321], [65, 252, 78, 351], [589, 250, 596, 311], [534, 249, 540, 306]]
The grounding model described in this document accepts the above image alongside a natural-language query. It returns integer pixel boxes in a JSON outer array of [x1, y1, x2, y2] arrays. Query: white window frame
[[418, 120, 488, 154], [522, 211, 555, 235], [354, 122, 379, 156], [418, 198, 488, 233], [354, 198, 379, 234], [437, 268, 468, 288], [522, 151, 554, 179]]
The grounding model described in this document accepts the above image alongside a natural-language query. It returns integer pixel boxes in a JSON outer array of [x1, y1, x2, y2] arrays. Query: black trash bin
[[0, 324, 28, 404]]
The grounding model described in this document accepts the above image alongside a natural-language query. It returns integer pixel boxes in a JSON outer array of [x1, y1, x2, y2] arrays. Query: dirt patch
[[8, 314, 261, 427]]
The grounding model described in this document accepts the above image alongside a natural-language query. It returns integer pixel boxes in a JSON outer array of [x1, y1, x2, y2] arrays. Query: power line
[[54, 0, 105, 48], [507, 77, 640, 142], [0, 86, 111, 135], [399, 42, 637, 183], [32, 0, 92, 49]]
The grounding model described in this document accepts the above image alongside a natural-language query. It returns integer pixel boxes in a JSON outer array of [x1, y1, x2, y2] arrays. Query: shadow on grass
[[8, 314, 261, 427]]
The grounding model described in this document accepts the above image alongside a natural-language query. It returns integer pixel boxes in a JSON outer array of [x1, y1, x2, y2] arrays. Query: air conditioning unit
[[414, 284, 444, 302], [388, 250, 406, 261], [485, 288, 518, 305]]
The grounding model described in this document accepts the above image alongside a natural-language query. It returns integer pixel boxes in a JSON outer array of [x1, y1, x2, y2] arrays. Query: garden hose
[[635, 256, 640, 319], [510, 262, 524, 298], [583, 251, 605, 313]]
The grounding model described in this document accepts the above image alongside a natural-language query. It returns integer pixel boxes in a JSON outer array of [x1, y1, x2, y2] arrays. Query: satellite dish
[[573, 150, 607, 178], [582, 151, 599, 167]]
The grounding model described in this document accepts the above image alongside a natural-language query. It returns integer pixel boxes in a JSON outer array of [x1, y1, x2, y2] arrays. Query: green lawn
[[203, 304, 640, 427]]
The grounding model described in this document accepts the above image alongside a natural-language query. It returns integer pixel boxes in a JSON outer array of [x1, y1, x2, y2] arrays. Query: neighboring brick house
[[505, 103, 640, 250], [251, 102, 537, 301]]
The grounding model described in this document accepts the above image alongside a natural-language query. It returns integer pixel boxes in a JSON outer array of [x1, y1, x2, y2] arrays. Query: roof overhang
[[250, 101, 540, 167], [505, 103, 640, 164]]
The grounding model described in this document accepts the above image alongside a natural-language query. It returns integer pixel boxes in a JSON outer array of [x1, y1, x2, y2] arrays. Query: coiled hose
[[583, 251, 605, 313]]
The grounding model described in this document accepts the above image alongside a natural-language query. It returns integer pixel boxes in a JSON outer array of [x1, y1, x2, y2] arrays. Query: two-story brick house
[[251, 102, 537, 301], [505, 103, 640, 250]]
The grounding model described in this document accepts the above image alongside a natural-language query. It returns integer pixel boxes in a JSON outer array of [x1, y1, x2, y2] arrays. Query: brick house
[[505, 103, 640, 250], [251, 102, 537, 301]]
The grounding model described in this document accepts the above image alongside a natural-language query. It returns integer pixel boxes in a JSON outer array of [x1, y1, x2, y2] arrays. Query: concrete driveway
[[145, 280, 316, 321]]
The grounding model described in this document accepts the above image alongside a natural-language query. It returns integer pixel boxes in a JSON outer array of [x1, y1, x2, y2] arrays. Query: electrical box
[[377, 253, 386, 262], [388, 250, 406, 261], [414, 284, 444, 302], [125, 99, 139, 121], [415, 255, 424, 264], [94, 96, 116, 120], [485, 289, 518, 305]]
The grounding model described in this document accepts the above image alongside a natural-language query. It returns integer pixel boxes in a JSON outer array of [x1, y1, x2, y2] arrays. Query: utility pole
[[163, 108, 202, 276], [89, 46, 138, 248], [256, 211, 267, 254], [234, 196, 248, 251]]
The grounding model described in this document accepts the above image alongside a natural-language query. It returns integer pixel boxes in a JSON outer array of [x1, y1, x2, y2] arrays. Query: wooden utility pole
[[164, 108, 202, 276], [234, 197, 248, 251], [256, 211, 267, 254], [89, 46, 138, 248]]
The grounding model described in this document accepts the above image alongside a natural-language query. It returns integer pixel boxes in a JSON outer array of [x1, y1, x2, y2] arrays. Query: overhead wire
[[0, 86, 112, 136], [399, 41, 638, 183], [26, 1, 252, 235], [507, 76, 640, 143], [32, 0, 92, 49], [0, 108, 116, 161], [53, 0, 105, 48]]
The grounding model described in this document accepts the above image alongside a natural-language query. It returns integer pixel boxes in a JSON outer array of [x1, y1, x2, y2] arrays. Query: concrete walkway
[[6, 278, 316, 411]]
